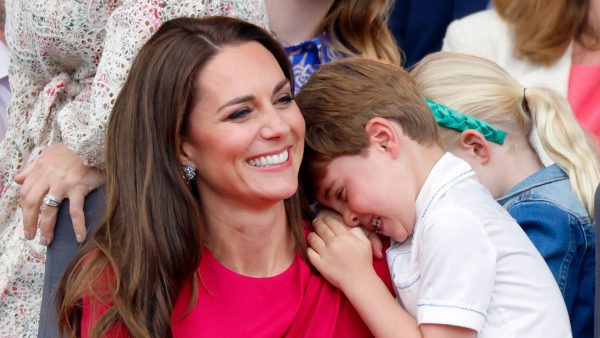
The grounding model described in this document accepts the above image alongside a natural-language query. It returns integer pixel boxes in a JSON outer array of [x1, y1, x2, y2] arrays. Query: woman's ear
[[179, 137, 195, 166], [458, 129, 491, 164], [364, 117, 400, 157]]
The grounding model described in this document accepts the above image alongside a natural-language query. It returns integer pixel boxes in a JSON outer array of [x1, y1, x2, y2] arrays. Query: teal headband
[[426, 98, 507, 145]]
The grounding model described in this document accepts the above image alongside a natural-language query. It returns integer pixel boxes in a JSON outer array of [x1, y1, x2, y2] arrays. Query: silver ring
[[43, 194, 62, 208]]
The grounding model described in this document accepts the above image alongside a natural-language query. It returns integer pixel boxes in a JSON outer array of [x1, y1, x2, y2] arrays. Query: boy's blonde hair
[[296, 57, 440, 200], [411, 51, 600, 217]]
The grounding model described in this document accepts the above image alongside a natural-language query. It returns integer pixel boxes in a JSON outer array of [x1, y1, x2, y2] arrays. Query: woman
[[443, 0, 600, 143], [0, 2, 268, 335], [266, 0, 401, 92], [57, 16, 391, 338]]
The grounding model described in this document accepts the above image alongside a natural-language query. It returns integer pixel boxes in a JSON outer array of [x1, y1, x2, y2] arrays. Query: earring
[[183, 163, 196, 182]]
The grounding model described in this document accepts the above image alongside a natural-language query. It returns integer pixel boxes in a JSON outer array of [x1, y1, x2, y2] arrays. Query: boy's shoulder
[[415, 153, 517, 237]]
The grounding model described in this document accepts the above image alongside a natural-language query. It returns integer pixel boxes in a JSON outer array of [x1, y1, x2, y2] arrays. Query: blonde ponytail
[[412, 51, 600, 218], [524, 87, 600, 217]]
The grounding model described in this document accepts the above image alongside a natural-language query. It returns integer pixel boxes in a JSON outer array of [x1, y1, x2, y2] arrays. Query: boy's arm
[[308, 217, 476, 338]]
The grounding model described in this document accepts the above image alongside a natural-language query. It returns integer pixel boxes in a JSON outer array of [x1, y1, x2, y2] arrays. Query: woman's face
[[181, 42, 305, 208]]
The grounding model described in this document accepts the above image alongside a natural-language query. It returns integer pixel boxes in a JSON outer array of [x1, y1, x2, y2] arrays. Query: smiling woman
[[181, 41, 305, 209], [56, 16, 391, 338]]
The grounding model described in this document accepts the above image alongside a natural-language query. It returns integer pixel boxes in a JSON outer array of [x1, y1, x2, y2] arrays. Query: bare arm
[[307, 217, 476, 338]]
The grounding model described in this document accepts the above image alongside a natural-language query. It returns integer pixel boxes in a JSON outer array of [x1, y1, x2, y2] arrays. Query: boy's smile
[[316, 147, 417, 243]]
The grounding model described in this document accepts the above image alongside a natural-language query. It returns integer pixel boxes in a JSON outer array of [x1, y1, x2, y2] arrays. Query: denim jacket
[[497, 164, 595, 338]]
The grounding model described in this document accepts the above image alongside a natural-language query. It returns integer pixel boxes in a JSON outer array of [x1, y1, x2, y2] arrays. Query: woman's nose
[[260, 108, 291, 139]]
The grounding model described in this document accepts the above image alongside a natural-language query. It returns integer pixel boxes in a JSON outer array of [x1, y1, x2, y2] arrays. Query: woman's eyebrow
[[217, 95, 255, 112], [272, 78, 289, 94], [217, 79, 289, 112]]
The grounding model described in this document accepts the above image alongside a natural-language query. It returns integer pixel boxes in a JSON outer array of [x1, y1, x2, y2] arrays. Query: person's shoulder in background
[[442, 9, 510, 61], [389, 0, 489, 68]]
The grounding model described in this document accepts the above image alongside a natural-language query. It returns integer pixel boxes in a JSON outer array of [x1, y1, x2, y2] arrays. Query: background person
[[0, 0, 9, 140], [443, 0, 600, 143], [411, 51, 599, 338], [266, 0, 401, 92]]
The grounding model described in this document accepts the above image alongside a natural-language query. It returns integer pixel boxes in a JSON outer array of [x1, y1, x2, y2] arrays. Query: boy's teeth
[[248, 149, 289, 167], [371, 216, 382, 232]]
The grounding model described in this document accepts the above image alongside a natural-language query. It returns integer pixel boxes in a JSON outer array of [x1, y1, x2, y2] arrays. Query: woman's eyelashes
[[225, 107, 251, 120], [275, 93, 294, 105], [224, 93, 293, 121]]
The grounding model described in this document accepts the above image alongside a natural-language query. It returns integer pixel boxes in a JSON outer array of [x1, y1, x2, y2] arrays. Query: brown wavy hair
[[320, 0, 403, 65], [494, 0, 591, 65], [57, 16, 306, 338]]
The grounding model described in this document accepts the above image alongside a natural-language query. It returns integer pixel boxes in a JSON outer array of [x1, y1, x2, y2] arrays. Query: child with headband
[[411, 51, 599, 338], [297, 57, 572, 337]]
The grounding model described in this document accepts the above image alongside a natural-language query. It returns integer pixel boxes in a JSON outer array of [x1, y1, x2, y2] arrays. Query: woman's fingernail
[[23, 230, 33, 240], [76, 234, 84, 243], [39, 236, 48, 246]]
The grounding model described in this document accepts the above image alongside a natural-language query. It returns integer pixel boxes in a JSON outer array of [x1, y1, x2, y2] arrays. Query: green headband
[[426, 98, 507, 145]]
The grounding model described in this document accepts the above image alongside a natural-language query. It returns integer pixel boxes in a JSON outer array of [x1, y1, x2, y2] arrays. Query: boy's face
[[316, 147, 418, 243]]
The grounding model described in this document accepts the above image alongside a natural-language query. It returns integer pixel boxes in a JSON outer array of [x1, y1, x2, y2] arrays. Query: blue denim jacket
[[497, 165, 595, 338]]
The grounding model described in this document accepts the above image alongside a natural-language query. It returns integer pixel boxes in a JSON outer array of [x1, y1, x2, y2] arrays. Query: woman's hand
[[307, 216, 376, 291], [14, 143, 106, 246]]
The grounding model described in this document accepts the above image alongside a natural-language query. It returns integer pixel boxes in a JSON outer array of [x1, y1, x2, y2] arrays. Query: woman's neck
[[202, 197, 295, 277], [265, 0, 335, 46]]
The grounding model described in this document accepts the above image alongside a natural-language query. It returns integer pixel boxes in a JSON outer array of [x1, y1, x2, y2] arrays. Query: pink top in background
[[568, 64, 600, 143], [82, 246, 393, 337]]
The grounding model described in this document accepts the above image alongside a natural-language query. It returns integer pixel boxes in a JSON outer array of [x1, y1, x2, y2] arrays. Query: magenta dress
[[82, 248, 393, 337]]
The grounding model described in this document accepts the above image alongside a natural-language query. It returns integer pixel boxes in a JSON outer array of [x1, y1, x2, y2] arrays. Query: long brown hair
[[494, 0, 590, 65], [57, 16, 306, 338], [319, 0, 402, 65]]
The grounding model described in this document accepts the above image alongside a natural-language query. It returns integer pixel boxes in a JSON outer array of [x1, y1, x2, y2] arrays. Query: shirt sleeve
[[57, 0, 268, 168], [416, 208, 497, 332]]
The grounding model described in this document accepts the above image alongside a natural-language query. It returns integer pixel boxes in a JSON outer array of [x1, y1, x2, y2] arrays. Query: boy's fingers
[[367, 231, 384, 259], [307, 232, 326, 253], [312, 218, 335, 242], [322, 216, 348, 234], [349, 226, 368, 241], [307, 247, 321, 266]]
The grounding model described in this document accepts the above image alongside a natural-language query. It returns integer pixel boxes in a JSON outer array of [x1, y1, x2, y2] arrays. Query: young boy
[[296, 57, 572, 338]]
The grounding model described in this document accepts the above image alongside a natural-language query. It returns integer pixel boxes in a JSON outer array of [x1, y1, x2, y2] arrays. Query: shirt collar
[[415, 153, 475, 224]]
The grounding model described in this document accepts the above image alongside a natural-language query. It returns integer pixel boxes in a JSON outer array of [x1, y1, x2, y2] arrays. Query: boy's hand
[[307, 216, 376, 291], [315, 209, 384, 259]]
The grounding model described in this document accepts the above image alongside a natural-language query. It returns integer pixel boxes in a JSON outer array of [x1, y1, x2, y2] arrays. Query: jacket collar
[[496, 164, 568, 204]]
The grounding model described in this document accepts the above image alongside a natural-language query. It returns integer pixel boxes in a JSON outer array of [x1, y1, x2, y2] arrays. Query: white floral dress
[[0, 1, 268, 336]]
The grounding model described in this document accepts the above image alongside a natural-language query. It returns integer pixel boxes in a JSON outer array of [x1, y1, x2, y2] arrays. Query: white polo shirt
[[386, 153, 571, 337]]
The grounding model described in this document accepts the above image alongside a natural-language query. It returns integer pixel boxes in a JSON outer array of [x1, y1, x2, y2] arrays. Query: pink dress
[[82, 248, 393, 337], [568, 64, 600, 143]]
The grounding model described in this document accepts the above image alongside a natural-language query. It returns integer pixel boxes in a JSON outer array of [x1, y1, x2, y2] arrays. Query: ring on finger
[[43, 194, 63, 208]]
